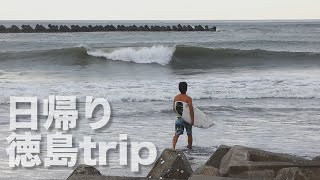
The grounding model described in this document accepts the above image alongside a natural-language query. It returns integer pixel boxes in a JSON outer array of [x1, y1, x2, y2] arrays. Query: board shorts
[[175, 117, 192, 136]]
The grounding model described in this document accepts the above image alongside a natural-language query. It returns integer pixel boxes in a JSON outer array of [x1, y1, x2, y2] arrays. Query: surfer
[[172, 82, 194, 149]]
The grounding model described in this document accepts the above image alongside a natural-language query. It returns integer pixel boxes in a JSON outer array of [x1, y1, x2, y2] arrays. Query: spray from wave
[[86, 46, 175, 65]]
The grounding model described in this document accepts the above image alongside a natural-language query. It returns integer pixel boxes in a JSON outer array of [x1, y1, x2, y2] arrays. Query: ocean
[[1, 20, 320, 179]]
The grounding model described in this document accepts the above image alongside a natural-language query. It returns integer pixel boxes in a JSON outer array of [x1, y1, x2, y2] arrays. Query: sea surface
[[1, 20, 320, 179]]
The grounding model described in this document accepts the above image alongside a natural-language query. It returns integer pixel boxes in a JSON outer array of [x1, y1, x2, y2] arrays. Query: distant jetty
[[0, 24, 216, 33]]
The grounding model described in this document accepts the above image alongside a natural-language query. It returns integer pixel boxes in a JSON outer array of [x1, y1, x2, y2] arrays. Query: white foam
[[87, 46, 175, 65], [1, 73, 320, 104], [1, 65, 320, 104]]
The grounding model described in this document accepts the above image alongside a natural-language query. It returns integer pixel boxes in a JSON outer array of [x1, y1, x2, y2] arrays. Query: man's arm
[[188, 97, 194, 126], [173, 96, 176, 112]]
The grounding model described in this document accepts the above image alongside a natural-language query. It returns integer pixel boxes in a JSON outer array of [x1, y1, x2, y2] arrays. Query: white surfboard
[[175, 101, 214, 128]]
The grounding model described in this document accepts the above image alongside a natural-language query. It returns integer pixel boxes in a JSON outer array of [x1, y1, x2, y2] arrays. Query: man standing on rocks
[[172, 82, 194, 149]]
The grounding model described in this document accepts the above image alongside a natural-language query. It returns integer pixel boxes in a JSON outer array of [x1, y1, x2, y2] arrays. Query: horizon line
[[0, 19, 320, 21]]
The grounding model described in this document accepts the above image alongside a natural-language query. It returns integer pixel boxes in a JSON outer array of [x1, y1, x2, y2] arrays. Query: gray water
[[1, 20, 320, 179]]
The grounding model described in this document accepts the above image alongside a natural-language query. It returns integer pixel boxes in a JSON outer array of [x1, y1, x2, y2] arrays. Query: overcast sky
[[0, 0, 320, 20]]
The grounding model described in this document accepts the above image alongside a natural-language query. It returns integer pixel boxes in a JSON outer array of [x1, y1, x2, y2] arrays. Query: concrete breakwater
[[67, 145, 320, 180], [0, 24, 216, 33]]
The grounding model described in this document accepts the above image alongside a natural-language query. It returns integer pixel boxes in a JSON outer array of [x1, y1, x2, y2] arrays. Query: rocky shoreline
[[67, 145, 320, 180], [0, 24, 216, 33]]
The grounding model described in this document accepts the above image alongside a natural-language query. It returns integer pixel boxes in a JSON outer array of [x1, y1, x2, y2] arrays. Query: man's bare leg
[[172, 134, 179, 149], [187, 135, 193, 149]]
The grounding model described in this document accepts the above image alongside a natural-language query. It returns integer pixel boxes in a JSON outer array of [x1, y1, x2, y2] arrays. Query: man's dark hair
[[179, 82, 188, 94]]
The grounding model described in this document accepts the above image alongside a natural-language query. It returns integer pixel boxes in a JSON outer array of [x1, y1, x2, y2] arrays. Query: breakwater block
[[219, 145, 319, 179], [205, 145, 231, 169], [67, 164, 102, 180], [0, 24, 217, 33], [147, 148, 193, 179]]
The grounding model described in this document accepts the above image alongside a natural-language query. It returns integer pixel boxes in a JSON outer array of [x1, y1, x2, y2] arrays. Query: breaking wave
[[86, 46, 175, 65], [1, 45, 320, 67]]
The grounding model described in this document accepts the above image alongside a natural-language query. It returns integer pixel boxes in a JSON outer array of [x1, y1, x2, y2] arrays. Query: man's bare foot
[[187, 145, 192, 149]]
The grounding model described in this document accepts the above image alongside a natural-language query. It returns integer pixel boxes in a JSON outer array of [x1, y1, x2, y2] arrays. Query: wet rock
[[160, 26, 167, 31], [122, 25, 128, 31], [88, 25, 94, 32], [96, 25, 104, 31], [205, 145, 231, 169], [8, 25, 21, 33], [195, 25, 205, 31], [71, 25, 81, 32], [182, 25, 188, 31], [235, 170, 275, 179], [67, 164, 101, 180], [275, 167, 320, 180], [103, 25, 110, 31], [0, 25, 7, 33], [187, 25, 194, 31], [1, 24, 217, 32], [132, 25, 138, 31], [21, 25, 34, 33], [193, 165, 219, 176], [80, 26, 89, 32], [86, 25, 93, 32], [219, 145, 312, 177], [59, 25, 71, 32], [127, 25, 132, 31], [147, 148, 193, 179], [109, 25, 117, 31], [91, 25, 97, 31], [144, 25, 150, 31], [34, 24, 47, 32], [117, 25, 126, 31], [48, 24, 59, 32], [138, 25, 145, 31], [312, 156, 320, 162], [67, 164, 165, 180], [172, 25, 178, 31], [166, 26, 172, 31], [210, 26, 217, 31], [189, 176, 244, 180], [127, 25, 138, 31], [155, 25, 162, 31]]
